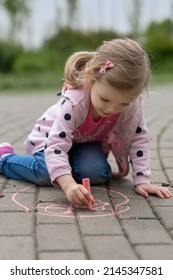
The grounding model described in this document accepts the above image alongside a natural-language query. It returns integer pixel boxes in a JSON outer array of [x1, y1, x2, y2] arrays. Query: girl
[[0, 38, 171, 207]]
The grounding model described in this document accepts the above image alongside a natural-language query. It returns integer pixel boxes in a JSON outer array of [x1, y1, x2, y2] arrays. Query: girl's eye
[[101, 97, 109, 102]]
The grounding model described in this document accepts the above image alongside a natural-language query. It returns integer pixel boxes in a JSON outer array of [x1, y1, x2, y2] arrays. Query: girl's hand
[[65, 182, 95, 207], [135, 183, 172, 198]]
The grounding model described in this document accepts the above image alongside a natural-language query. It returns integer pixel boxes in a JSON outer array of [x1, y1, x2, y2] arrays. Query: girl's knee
[[33, 161, 51, 186], [73, 164, 112, 186]]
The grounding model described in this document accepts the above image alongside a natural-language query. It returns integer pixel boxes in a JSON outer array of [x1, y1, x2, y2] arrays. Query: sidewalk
[[0, 85, 173, 260]]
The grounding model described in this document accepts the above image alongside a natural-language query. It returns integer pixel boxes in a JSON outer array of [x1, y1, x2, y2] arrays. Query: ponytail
[[64, 51, 95, 88]]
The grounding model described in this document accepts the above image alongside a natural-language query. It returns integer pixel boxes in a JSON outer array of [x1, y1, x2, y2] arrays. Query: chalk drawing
[[12, 185, 130, 218]]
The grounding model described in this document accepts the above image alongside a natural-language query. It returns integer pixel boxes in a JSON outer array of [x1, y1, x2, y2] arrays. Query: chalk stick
[[82, 178, 92, 209]]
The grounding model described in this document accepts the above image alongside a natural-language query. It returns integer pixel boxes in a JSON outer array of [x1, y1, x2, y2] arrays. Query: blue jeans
[[0, 142, 112, 185]]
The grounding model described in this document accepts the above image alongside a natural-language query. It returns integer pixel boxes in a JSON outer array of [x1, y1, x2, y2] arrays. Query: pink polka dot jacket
[[24, 86, 151, 186]]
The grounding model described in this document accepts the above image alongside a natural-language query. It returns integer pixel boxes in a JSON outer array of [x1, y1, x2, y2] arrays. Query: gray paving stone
[[4, 180, 37, 193], [36, 211, 76, 224], [38, 251, 87, 260], [78, 216, 123, 235], [0, 192, 35, 212], [109, 179, 144, 199], [37, 224, 83, 251], [38, 186, 65, 202], [0, 236, 35, 259], [161, 158, 173, 169], [0, 212, 34, 235], [121, 220, 173, 245], [160, 149, 173, 158], [148, 191, 173, 206], [135, 244, 173, 260], [164, 169, 173, 182], [150, 170, 167, 183], [83, 235, 138, 259], [150, 149, 158, 159], [153, 206, 173, 230], [150, 159, 163, 170], [112, 198, 155, 219]]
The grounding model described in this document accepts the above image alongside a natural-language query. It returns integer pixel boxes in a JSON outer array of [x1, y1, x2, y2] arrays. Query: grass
[[150, 60, 173, 86], [0, 72, 64, 93]]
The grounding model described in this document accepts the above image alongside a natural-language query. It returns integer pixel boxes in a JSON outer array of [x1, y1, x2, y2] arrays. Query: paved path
[[0, 85, 173, 260]]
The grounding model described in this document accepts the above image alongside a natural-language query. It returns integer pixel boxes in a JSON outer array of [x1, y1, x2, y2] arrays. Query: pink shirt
[[73, 99, 120, 143]]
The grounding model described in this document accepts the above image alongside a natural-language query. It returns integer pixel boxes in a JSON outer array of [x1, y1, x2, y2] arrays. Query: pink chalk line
[[11, 185, 130, 218]]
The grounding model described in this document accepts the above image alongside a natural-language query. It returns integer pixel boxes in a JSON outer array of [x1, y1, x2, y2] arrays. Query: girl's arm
[[54, 174, 94, 207], [129, 114, 172, 198]]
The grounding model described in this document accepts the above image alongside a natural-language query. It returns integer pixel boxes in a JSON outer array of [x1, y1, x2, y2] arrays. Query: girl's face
[[90, 79, 132, 120]]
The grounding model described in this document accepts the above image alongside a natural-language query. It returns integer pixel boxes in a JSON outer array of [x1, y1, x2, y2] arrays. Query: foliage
[[0, 41, 23, 73], [144, 19, 173, 66], [0, 18, 173, 90]]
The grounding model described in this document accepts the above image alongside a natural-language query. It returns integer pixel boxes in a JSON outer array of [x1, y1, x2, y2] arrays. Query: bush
[[0, 41, 23, 73], [13, 51, 47, 73]]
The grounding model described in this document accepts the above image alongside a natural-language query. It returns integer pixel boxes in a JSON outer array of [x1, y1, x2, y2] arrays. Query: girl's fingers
[[136, 187, 148, 197], [159, 188, 172, 198], [155, 189, 165, 198]]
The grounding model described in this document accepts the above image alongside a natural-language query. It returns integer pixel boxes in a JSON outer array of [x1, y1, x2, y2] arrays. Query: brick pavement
[[0, 85, 173, 260]]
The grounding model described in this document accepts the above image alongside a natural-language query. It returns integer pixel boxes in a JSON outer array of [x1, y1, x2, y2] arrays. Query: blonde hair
[[64, 38, 150, 98]]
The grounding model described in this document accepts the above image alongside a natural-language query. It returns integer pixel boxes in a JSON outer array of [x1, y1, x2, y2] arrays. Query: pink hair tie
[[100, 60, 114, 75]]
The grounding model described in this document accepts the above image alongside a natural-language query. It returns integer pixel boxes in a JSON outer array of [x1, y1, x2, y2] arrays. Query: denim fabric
[[69, 142, 112, 185], [0, 142, 112, 185], [0, 151, 51, 185]]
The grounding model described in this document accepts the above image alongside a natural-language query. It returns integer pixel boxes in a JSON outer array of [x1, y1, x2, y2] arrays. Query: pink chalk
[[82, 178, 92, 209]]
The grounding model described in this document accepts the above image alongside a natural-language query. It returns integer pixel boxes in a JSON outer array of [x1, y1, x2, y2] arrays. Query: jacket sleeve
[[44, 94, 82, 184], [129, 111, 151, 186]]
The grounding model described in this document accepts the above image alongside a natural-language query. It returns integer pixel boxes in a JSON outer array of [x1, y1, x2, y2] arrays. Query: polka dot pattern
[[54, 149, 61, 155], [136, 127, 142, 133], [64, 113, 71, 121], [59, 131, 66, 138], [137, 150, 143, 157], [137, 172, 144, 176], [30, 141, 35, 146], [61, 100, 66, 105], [45, 132, 49, 138]]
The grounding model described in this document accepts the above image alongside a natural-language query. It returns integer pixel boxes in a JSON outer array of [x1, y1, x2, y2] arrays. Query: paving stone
[[78, 216, 123, 235], [38, 251, 87, 260], [153, 206, 173, 230], [37, 224, 83, 251], [160, 149, 173, 158], [150, 159, 162, 170], [0, 236, 35, 259], [150, 149, 158, 159], [111, 198, 155, 219], [161, 158, 173, 169], [121, 219, 173, 245], [109, 179, 144, 199], [38, 187, 65, 202], [4, 180, 37, 193], [147, 191, 173, 206], [150, 170, 167, 183], [83, 235, 138, 259], [0, 212, 34, 235], [36, 210, 76, 224], [0, 192, 35, 212], [135, 244, 173, 260], [164, 169, 173, 182]]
